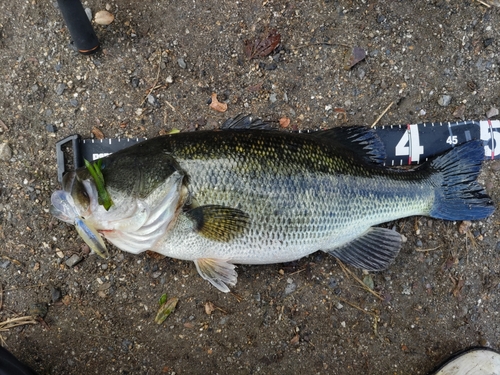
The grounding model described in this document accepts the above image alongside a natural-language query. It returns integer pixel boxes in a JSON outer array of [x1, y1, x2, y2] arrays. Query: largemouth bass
[[51, 116, 494, 292]]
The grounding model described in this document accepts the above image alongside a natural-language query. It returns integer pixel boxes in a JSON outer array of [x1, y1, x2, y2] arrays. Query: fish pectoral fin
[[194, 258, 237, 293], [327, 227, 402, 271], [185, 205, 249, 242]]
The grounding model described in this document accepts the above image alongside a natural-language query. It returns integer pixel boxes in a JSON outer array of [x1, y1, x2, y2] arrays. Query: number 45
[[446, 135, 458, 145]]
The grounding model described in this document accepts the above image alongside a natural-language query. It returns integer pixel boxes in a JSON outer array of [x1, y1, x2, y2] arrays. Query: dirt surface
[[1, 0, 500, 374]]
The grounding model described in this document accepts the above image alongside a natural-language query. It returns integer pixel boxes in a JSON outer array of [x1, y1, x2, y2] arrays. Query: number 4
[[446, 135, 458, 145], [395, 124, 424, 163]]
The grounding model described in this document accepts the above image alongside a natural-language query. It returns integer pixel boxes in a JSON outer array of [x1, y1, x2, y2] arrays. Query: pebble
[[0, 260, 11, 269], [121, 339, 133, 352], [0, 143, 12, 161], [69, 98, 79, 107], [415, 239, 423, 247], [486, 107, 499, 118], [438, 95, 451, 107], [46, 124, 57, 133], [496, 241, 500, 251], [50, 287, 62, 303], [265, 62, 277, 71], [269, 93, 277, 103], [358, 68, 366, 80], [55, 83, 66, 96], [152, 271, 162, 278], [130, 77, 139, 88], [65, 254, 82, 267], [95, 10, 114, 25], [402, 286, 412, 295], [84, 8, 92, 21], [147, 94, 159, 107], [284, 278, 296, 295], [177, 58, 187, 69]]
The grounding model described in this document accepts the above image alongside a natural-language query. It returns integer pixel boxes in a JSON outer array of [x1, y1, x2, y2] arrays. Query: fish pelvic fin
[[185, 205, 249, 242], [194, 258, 237, 293], [327, 227, 402, 271], [429, 140, 494, 221]]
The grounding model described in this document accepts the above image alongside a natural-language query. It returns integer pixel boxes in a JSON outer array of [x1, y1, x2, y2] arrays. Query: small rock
[[101, 263, 108, 270], [484, 38, 494, 48], [177, 58, 187, 69], [130, 76, 139, 88], [265, 62, 277, 71], [415, 239, 423, 247], [284, 278, 296, 295], [55, 83, 66, 96], [152, 271, 162, 278], [69, 98, 79, 107], [84, 7, 92, 21], [147, 94, 159, 107], [438, 95, 452, 107], [166, 75, 173, 84], [0, 260, 11, 269], [29, 303, 48, 318], [402, 286, 412, 295], [46, 124, 57, 133], [269, 93, 277, 103], [95, 10, 114, 25], [50, 287, 62, 303], [358, 68, 366, 80], [0, 143, 12, 161], [65, 254, 82, 268], [486, 107, 499, 118], [121, 339, 133, 352], [496, 241, 500, 251]]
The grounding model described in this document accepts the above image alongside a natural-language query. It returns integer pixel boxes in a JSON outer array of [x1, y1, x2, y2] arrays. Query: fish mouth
[[50, 189, 110, 259]]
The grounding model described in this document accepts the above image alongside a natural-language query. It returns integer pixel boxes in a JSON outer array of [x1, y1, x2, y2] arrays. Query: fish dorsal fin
[[185, 205, 250, 242], [308, 126, 386, 165], [194, 258, 237, 292], [221, 114, 275, 130], [327, 227, 402, 271]]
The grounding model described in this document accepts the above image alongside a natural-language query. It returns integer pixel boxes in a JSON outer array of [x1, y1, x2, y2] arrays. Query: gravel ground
[[1, 1, 500, 374]]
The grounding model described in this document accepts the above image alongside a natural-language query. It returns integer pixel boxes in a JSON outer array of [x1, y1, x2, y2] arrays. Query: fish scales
[[50, 119, 494, 292], [152, 131, 432, 262]]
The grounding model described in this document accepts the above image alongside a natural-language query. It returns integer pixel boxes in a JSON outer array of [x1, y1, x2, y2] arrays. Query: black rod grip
[[57, 0, 100, 55]]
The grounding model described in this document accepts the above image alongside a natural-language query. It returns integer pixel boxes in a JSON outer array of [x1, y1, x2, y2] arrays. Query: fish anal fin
[[327, 227, 402, 271], [186, 205, 249, 242], [194, 258, 237, 293]]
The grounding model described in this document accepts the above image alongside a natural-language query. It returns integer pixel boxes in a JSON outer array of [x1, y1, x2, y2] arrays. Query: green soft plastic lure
[[84, 159, 113, 210]]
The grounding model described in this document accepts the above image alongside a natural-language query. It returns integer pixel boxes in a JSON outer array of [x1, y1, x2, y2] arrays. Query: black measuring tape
[[55, 119, 500, 182]]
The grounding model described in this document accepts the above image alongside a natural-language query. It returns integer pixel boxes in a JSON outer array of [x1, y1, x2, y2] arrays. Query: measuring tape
[[55, 119, 500, 182], [377, 119, 499, 166]]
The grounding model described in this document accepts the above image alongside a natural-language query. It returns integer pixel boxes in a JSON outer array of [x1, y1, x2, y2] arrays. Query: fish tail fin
[[429, 140, 494, 221]]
